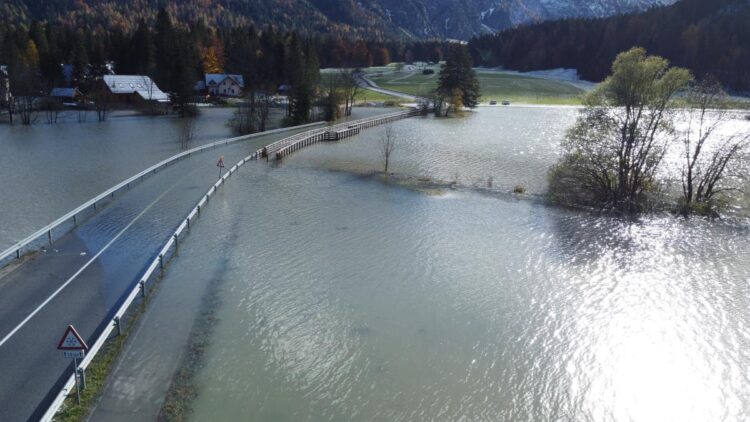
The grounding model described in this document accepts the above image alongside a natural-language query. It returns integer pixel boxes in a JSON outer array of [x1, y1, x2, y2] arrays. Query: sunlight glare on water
[[148, 107, 750, 422]]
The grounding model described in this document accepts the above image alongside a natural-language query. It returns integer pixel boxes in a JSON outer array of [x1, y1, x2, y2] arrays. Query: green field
[[365, 66, 586, 105]]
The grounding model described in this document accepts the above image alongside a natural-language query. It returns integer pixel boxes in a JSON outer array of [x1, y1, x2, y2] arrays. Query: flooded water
[[291, 107, 579, 194], [0, 106, 388, 251], [0, 108, 240, 249], [134, 107, 750, 422]]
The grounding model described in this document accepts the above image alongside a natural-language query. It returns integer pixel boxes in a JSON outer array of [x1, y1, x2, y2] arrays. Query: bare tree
[[40, 97, 63, 124], [230, 101, 256, 135], [14, 96, 36, 125], [379, 124, 397, 174], [338, 69, 361, 117], [92, 84, 111, 122], [178, 116, 195, 150], [256, 92, 274, 132], [681, 78, 748, 214]]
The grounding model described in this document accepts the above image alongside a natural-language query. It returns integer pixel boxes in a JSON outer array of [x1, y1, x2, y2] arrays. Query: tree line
[[469, 0, 750, 93], [0, 12, 449, 94], [0, 9, 450, 125]]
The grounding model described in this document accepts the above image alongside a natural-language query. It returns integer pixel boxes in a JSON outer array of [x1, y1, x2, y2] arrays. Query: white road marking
[[0, 171, 194, 348]]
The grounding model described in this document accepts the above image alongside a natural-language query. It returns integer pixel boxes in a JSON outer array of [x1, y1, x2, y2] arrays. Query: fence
[[0, 121, 325, 270]]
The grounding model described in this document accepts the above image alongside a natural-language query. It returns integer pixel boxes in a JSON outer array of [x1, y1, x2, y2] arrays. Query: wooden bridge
[[255, 109, 421, 161]]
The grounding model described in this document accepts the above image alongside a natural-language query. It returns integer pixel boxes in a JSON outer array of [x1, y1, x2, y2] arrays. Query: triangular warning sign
[[57, 325, 88, 351]]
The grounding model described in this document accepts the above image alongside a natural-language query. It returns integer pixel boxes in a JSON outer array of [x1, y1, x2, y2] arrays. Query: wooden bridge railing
[[257, 109, 420, 161]]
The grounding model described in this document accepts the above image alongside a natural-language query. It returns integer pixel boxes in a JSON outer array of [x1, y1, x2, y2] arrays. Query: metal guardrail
[[0, 121, 325, 270], [40, 111, 418, 421], [39, 144, 262, 422], [259, 109, 420, 160]]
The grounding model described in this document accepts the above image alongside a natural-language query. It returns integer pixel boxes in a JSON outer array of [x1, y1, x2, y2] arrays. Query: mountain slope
[[1, 0, 676, 39]]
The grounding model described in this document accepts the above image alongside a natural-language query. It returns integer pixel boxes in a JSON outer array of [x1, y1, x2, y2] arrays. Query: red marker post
[[216, 155, 225, 178], [57, 325, 88, 404]]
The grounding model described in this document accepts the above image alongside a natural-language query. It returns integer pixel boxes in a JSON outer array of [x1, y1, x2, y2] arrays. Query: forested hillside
[[1, 0, 675, 40], [469, 0, 750, 91]]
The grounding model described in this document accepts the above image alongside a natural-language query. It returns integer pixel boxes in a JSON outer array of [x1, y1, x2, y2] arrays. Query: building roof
[[50, 88, 80, 98], [205, 74, 244, 88], [102, 75, 170, 102]]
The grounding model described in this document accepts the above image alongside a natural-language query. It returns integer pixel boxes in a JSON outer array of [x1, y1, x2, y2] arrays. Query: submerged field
[[365, 65, 586, 105]]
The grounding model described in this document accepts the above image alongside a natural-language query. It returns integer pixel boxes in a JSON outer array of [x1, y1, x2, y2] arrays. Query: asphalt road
[[0, 128, 299, 421], [358, 74, 419, 101]]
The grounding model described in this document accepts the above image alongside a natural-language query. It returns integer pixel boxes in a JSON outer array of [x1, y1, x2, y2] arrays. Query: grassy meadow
[[363, 64, 587, 105]]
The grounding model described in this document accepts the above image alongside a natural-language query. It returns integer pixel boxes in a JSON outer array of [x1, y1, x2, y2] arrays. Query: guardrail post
[[159, 254, 164, 276], [113, 316, 121, 336], [48, 230, 52, 245], [140, 280, 146, 298], [73, 214, 77, 225], [16, 249, 20, 259], [174, 234, 179, 254], [197, 204, 201, 215], [187, 217, 190, 229]]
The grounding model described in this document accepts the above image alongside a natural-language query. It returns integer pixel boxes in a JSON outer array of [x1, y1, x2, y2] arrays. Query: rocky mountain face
[[2, 0, 678, 39], [365, 0, 678, 39]]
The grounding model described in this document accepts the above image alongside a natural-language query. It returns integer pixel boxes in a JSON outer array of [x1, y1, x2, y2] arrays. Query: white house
[[200, 74, 244, 97], [102, 75, 170, 104]]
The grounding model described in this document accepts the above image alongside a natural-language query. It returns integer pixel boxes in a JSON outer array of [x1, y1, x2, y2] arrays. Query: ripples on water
[[287, 107, 579, 195], [185, 144, 750, 422]]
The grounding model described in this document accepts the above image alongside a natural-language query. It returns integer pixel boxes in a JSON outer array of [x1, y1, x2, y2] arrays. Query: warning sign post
[[57, 325, 88, 403]]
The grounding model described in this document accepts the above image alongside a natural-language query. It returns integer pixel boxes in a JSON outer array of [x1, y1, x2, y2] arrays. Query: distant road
[[357, 74, 418, 101]]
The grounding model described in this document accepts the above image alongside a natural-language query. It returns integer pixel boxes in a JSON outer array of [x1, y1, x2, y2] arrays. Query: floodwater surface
[[173, 108, 749, 421], [91, 107, 749, 422]]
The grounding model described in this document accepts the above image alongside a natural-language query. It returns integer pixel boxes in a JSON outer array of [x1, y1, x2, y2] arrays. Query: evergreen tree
[[286, 36, 319, 125], [436, 44, 480, 113]]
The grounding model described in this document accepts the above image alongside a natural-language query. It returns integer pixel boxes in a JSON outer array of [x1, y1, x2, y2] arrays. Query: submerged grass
[[157, 274, 224, 422]]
